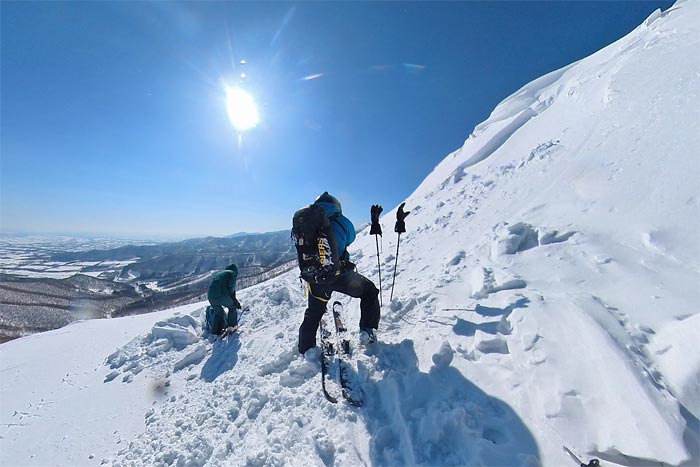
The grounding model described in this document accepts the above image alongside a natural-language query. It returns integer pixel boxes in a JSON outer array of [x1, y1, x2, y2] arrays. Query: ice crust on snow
[[2, 2, 700, 466]]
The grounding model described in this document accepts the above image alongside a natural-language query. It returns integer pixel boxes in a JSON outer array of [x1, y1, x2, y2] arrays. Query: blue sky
[[1, 1, 673, 238]]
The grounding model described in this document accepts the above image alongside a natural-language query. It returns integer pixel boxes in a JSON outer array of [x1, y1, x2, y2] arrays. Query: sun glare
[[225, 87, 260, 131]]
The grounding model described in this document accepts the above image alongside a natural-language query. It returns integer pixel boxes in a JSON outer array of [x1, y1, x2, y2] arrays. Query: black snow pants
[[298, 270, 380, 354]]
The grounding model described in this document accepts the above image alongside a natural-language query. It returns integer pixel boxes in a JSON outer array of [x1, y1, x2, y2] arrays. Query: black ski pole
[[389, 202, 410, 302], [370, 205, 383, 307], [375, 236, 382, 306], [390, 233, 401, 302]]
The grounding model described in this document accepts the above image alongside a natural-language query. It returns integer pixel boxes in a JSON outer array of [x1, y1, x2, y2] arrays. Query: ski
[[208, 307, 247, 341], [318, 317, 339, 404], [563, 446, 600, 467], [331, 301, 364, 406], [218, 325, 239, 339]]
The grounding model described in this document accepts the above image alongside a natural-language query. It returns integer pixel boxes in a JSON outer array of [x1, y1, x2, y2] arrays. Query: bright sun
[[225, 87, 260, 131]]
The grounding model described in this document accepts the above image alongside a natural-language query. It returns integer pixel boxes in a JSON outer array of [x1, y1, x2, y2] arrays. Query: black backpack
[[292, 204, 341, 284]]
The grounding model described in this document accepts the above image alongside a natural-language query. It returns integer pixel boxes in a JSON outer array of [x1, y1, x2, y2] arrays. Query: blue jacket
[[314, 201, 356, 254]]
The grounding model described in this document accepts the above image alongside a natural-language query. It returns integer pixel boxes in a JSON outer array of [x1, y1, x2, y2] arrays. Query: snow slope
[[2, 2, 699, 466]]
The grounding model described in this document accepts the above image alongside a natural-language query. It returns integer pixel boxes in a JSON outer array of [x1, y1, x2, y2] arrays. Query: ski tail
[[332, 301, 351, 353], [319, 318, 338, 404], [331, 301, 364, 406], [563, 446, 600, 467]]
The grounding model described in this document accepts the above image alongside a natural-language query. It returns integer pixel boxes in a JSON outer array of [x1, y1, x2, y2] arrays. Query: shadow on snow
[[357, 339, 540, 467], [454, 297, 531, 337], [474, 297, 530, 318], [200, 335, 241, 382]]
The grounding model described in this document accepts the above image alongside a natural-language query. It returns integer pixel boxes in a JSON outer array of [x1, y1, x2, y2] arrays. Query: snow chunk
[[448, 250, 466, 266], [432, 341, 455, 368], [258, 348, 298, 377], [173, 345, 208, 372], [469, 267, 527, 299], [259, 347, 319, 388], [268, 287, 292, 306], [474, 331, 510, 355], [151, 322, 199, 350], [494, 222, 539, 255], [492, 222, 576, 257], [312, 430, 336, 467], [649, 314, 700, 418], [150, 314, 201, 350]]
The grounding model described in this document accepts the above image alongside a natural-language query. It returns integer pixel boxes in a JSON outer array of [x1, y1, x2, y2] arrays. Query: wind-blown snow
[[2, 2, 699, 466]]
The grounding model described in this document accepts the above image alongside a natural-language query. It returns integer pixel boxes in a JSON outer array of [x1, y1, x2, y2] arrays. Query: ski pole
[[389, 202, 410, 302], [375, 235, 383, 307], [370, 204, 384, 307], [390, 233, 401, 302]]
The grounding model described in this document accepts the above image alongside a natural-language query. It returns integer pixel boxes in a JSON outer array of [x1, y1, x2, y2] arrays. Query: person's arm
[[336, 214, 356, 247], [231, 291, 242, 309], [331, 220, 347, 253], [228, 272, 241, 308]]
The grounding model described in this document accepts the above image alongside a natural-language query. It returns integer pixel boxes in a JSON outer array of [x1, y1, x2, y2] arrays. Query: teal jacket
[[208, 269, 237, 301]]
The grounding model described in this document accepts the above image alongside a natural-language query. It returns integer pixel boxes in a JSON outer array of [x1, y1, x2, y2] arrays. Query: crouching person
[[206, 264, 242, 335]]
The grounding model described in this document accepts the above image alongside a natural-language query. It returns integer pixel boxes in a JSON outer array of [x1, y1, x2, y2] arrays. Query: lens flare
[[225, 87, 260, 131]]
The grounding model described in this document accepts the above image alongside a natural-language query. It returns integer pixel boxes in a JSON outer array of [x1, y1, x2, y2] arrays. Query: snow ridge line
[[450, 107, 539, 179]]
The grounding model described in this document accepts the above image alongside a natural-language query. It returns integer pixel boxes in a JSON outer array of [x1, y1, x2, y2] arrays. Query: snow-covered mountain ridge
[[1, 2, 698, 466]]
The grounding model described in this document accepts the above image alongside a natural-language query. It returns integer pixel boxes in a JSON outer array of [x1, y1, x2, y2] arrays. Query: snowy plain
[[1, 1, 699, 466], [0, 234, 148, 279]]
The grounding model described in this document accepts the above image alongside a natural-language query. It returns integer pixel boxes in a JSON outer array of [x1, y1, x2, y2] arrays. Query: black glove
[[342, 259, 356, 272], [370, 204, 383, 235], [340, 250, 355, 271], [394, 202, 410, 234], [232, 295, 242, 309]]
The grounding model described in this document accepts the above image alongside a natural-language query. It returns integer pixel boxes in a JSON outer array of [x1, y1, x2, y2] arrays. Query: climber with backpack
[[292, 192, 380, 354], [205, 263, 242, 336]]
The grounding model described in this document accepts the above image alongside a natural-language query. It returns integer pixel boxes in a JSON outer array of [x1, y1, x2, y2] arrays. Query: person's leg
[[298, 285, 332, 354], [219, 295, 238, 327], [334, 272, 380, 330], [226, 307, 238, 327], [208, 302, 227, 335]]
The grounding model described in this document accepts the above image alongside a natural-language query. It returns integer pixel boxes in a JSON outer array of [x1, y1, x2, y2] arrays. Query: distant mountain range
[[51, 230, 293, 265], [0, 230, 297, 341]]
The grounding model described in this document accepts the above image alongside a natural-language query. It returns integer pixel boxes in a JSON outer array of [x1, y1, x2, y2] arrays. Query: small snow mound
[[432, 341, 455, 368], [104, 311, 203, 384], [469, 267, 527, 299], [268, 287, 292, 306], [149, 312, 203, 350], [103, 370, 119, 383], [539, 229, 576, 245], [278, 349, 319, 388], [304, 346, 322, 362], [173, 345, 208, 372], [152, 322, 200, 350], [312, 430, 336, 467], [495, 222, 540, 255], [492, 222, 576, 257], [448, 250, 466, 267], [474, 331, 510, 355], [258, 348, 298, 377]]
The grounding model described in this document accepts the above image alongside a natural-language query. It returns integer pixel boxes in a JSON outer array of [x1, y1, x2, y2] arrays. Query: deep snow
[[1, 1, 699, 466]]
